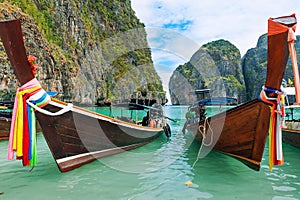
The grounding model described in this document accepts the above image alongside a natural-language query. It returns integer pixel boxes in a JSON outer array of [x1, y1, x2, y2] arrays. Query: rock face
[[0, 1, 163, 105], [169, 35, 300, 105], [169, 39, 246, 105], [241, 34, 268, 100], [242, 34, 300, 100]]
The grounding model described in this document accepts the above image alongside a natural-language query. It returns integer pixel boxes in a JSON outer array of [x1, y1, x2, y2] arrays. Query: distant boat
[[282, 87, 300, 148], [95, 90, 168, 107], [130, 91, 168, 106], [0, 106, 12, 140], [0, 93, 56, 141], [188, 14, 297, 171], [0, 105, 11, 118], [0, 19, 170, 172], [0, 106, 42, 141], [0, 100, 14, 109], [182, 96, 237, 134]]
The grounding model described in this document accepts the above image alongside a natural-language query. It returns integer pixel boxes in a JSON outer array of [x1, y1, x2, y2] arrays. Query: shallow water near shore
[[0, 105, 300, 200]]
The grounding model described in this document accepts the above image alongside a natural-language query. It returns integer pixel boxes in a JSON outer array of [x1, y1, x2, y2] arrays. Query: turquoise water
[[0, 106, 300, 199], [285, 107, 300, 120], [86, 106, 149, 122]]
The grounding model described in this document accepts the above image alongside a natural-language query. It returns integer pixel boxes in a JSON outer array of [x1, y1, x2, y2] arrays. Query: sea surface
[[0, 105, 300, 200]]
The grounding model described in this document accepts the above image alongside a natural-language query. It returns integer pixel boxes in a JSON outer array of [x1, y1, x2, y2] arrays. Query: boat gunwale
[[50, 98, 164, 132]]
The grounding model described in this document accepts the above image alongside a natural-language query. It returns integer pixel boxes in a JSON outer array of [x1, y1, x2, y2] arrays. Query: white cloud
[[132, 0, 300, 54], [131, 0, 300, 97]]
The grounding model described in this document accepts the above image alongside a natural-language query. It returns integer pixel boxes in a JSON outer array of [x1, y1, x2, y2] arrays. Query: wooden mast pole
[[288, 28, 300, 104]]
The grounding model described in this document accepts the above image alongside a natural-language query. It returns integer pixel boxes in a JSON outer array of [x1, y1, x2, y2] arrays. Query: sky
[[131, 0, 300, 102]]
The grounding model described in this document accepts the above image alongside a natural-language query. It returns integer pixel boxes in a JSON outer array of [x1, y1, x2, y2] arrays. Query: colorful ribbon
[[259, 87, 285, 171], [260, 23, 298, 171], [8, 78, 51, 167]]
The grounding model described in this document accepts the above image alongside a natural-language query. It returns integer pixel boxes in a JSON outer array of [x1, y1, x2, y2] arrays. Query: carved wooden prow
[[0, 19, 34, 85]]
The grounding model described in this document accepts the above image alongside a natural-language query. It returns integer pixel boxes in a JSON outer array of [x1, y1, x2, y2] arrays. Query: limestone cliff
[[169, 39, 246, 105], [169, 35, 300, 105], [242, 34, 300, 100], [0, 1, 163, 105]]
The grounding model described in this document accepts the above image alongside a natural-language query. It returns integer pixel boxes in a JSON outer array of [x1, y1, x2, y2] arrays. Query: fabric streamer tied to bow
[[259, 86, 285, 171], [7, 78, 51, 166], [7, 55, 51, 167]]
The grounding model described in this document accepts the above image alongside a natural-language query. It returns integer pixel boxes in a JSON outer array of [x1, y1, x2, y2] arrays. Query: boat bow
[[194, 14, 297, 171], [0, 19, 165, 172]]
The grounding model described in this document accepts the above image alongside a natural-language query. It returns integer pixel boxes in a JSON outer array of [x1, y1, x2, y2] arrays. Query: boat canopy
[[195, 97, 237, 106], [112, 102, 162, 111], [282, 87, 296, 96]]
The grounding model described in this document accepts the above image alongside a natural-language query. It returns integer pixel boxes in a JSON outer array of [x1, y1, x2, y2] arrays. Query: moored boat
[[0, 100, 14, 109], [0, 108, 41, 141], [0, 105, 11, 118], [282, 87, 300, 148], [0, 106, 12, 140], [0, 117, 42, 141], [0, 117, 11, 141], [282, 120, 300, 148], [182, 97, 237, 134], [0, 19, 169, 172], [278, 14, 300, 149], [190, 14, 297, 171], [130, 91, 168, 106]]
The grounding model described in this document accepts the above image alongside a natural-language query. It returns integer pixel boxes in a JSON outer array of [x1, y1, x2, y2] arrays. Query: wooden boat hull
[[0, 117, 11, 140], [281, 89, 300, 148], [282, 121, 300, 148], [0, 108, 12, 140], [0, 19, 165, 172], [194, 99, 269, 171], [184, 122, 198, 134], [1, 100, 164, 172], [0, 117, 42, 141], [191, 14, 297, 171], [36, 103, 164, 172]]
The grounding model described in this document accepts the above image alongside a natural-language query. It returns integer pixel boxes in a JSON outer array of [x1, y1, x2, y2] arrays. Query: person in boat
[[149, 110, 159, 128], [185, 107, 195, 124], [198, 104, 206, 122], [142, 111, 150, 126], [149, 103, 164, 128], [182, 103, 206, 134], [182, 106, 196, 134]]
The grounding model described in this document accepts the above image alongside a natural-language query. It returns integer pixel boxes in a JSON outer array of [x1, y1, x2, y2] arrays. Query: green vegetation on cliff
[[0, 0, 164, 104], [169, 39, 245, 105]]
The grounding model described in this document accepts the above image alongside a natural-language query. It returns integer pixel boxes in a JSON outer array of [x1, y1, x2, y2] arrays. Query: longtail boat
[[278, 15, 300, 149], [182, 97, 237, 134], [0, 114, 41, 141], [283, 111, 300, 148], [282, 86, 300, 148], [191, 14, 297, 171], [0, 119, 11, 141], [0, 106, 11, 140], [0, 19, 169, 172]]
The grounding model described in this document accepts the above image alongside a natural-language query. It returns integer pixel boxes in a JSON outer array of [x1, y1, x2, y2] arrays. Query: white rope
[[26, 89, 73, 116], [26, 100, 73, 116], [192, 117, 213, 168], [201, 118, 214, 147]]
